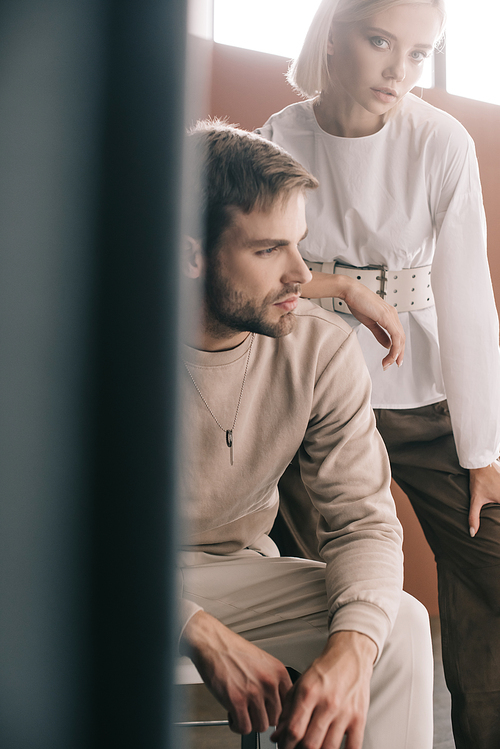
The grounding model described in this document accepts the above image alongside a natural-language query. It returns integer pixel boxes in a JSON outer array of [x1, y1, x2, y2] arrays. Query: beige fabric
[[180, 550, 433, 749], [180, 299, 403, 656]]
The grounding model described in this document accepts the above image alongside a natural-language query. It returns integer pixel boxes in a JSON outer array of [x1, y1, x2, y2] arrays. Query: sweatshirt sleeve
[[431, 130, 500, 469], [177, 567, 203, 644], [300, 329, 403, 657]]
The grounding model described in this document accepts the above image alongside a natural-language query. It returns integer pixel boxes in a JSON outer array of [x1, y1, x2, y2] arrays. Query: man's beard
[[204, 261, 300, 340]]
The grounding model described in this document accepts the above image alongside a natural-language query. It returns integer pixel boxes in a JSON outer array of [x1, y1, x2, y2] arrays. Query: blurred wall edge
[[0, 1, 192, 747]]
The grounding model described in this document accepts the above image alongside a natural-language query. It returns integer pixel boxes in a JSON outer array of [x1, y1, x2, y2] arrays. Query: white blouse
[[257, 94, 500, 469]]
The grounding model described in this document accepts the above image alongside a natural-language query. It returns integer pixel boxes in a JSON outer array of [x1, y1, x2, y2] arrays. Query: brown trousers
[[275, 402, 500, 749]]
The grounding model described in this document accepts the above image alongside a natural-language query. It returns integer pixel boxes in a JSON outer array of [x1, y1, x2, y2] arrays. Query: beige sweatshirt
[[180, 299, 403, 654]]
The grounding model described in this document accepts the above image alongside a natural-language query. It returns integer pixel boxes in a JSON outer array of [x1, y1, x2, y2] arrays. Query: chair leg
[[258, 726, 276, 748], [241, 726, 275, 748], [241, 732, 257, 749]]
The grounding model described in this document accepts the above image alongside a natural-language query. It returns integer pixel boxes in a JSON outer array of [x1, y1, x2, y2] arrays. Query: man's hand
[[271, 631, 377, 749], [469, 459, 500, 537], [180, 610, 293, 735], [301, 273, 404, 369]]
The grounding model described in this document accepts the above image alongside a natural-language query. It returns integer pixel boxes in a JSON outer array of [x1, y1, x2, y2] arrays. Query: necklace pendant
[[226, 429, 234, 466], [185, 333, 254, 470]]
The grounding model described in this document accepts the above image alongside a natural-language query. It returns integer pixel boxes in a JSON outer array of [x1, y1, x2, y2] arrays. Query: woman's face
[[328, 3, 442, 115]]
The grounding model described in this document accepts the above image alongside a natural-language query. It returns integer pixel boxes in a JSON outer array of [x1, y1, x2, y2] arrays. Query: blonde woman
[[257, 1, 500, 746]]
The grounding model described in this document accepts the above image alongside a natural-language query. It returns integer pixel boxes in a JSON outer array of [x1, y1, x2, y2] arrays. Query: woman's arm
[[302, 272, 405, 369], [430, 131, 500, 532]]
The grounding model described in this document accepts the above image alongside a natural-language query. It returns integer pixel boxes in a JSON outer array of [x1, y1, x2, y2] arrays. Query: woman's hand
[[301, 272, 405, 369], [469, 460, 500, 537]]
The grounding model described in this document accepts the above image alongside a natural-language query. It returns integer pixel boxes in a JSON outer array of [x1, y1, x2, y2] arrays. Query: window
[[445, 1, 500, 106], [213, 0, 321, 59]]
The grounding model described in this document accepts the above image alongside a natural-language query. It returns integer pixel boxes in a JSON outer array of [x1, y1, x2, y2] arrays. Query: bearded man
[[178, 121, 433, 749]]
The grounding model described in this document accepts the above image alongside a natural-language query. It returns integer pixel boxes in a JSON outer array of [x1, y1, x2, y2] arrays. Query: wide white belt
[[307, 261, 434, 314]]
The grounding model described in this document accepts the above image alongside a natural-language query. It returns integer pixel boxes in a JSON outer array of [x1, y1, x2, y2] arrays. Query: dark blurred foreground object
[[0, 1, 188, 747]]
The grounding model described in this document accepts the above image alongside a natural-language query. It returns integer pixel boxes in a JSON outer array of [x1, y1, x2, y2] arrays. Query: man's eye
[[258, 248, 277, 256]]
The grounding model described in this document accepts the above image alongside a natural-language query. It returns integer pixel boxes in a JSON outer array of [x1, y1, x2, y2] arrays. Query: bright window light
[[214, 0, 434, 88], [418, 55, 434, 90], [214, 0, 322, 59], [446, 2, 500, 105]]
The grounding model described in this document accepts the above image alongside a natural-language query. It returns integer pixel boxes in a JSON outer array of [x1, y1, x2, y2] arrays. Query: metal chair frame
[[175, 720, 274, 748]]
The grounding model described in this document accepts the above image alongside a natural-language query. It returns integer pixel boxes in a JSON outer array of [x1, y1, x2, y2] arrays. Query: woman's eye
[[371, 37, 389, 49], [411, 50, 428, 62]]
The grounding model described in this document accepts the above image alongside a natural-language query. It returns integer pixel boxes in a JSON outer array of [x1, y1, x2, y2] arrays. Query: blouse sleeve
[[254, 121, 272, 139], [431, 130, 500, 468]]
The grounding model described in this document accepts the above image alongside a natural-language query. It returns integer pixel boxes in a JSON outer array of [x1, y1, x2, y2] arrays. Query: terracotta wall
[[209, 42, 500, 616]]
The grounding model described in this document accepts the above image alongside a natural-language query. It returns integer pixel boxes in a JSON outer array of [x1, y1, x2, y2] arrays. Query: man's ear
[[182, 236, 205, 279]]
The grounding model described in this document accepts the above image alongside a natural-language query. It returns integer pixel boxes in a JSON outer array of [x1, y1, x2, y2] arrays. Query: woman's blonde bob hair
[[288, 0, 447, 98]]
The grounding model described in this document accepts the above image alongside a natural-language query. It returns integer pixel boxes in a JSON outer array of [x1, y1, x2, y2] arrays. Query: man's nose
[[282, 247, 312, 285]]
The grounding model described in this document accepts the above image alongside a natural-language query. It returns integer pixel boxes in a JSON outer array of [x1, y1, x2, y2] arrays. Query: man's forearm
[[180, 609, 220, 658], [180, 610, 292, 735], [323, 630, 378, 668]]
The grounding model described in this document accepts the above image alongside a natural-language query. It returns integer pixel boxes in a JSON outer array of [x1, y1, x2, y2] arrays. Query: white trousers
[[180, 548, 434, 749]]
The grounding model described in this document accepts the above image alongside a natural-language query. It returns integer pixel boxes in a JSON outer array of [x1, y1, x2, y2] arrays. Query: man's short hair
[[189, 120, 318, 258]]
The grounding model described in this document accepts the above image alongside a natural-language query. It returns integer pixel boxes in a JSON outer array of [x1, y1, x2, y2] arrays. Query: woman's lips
[[371, 87, 397, 104]]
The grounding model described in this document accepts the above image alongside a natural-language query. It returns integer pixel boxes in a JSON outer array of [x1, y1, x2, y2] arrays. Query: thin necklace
[[184, 333, 255, 466]]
